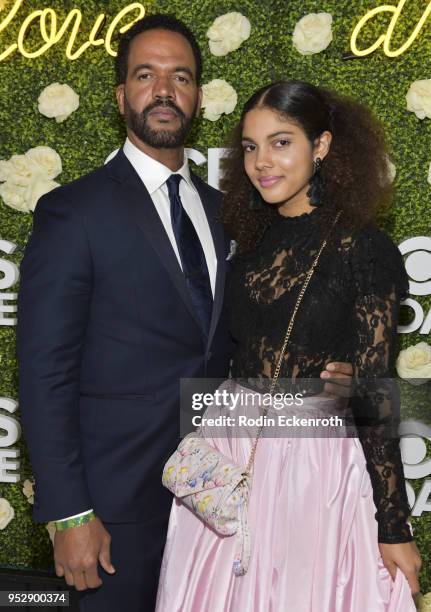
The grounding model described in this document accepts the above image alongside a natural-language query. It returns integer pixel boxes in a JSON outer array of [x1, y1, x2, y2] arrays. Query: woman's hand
[[379, 541, 422, 596], [320, 361, 354, 398]]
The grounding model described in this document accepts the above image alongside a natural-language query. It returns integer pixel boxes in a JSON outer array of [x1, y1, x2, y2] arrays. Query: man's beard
[[124, 95, 196, 149]]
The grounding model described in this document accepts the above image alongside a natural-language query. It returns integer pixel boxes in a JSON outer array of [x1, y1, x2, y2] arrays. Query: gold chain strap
[[243, 210, 342, 476]]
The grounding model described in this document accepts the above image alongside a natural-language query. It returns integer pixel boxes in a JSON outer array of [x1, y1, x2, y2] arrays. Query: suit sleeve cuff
[[56, 509, 94, 522]]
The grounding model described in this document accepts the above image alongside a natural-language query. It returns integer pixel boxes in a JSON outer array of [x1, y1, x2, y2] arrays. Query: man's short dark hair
[[115, 13, 203, 86]]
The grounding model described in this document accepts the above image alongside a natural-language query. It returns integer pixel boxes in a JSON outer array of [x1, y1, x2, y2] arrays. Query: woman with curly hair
[[156, 80, 421, 611]]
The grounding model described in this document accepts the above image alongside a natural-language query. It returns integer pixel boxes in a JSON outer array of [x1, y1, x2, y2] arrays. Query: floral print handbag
[[162, 212, 341, 576], [162, 432, 252, 576]]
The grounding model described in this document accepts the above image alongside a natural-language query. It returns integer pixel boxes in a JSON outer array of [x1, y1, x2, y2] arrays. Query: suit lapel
[[107, 149, 204, 333], [107, 150, 227, 350]]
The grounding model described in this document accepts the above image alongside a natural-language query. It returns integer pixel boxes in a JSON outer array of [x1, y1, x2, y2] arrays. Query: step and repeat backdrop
[[0, 0, 430, 592]]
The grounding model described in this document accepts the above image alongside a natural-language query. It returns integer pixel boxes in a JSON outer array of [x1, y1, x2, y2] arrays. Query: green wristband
[[55, 510, 96, 531]]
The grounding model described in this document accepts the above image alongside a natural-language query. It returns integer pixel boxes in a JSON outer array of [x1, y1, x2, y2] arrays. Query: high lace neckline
[[273, 206, 322, 227], [268, 207, 323, 242]]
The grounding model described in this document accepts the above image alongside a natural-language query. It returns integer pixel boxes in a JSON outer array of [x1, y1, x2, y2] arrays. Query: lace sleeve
[[348, 227, 413, 544]]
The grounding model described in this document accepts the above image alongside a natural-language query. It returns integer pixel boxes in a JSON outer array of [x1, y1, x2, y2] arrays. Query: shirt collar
[[123, 137, 195, 195]]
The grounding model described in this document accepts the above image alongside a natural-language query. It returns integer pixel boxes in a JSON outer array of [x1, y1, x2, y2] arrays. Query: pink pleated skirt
[[155, 381, 416, 612]]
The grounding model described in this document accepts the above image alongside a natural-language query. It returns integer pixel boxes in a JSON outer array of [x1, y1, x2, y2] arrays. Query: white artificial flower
[[22, 479, 34, 505], [418, 592, 431, 612], [0, 181, 30, 212], [0, 154, 37, 186], [38, 83, 80, 123], [396, 341, 431, 385], [0, 498, 15, 530], [386, 157, 396, 183], [25, 146, 62, 180], [378, 155, 396, 186], [226, 239, 237, 261], [406, 79, 431, 120], [0, 147, 62, 213], [105, 149, 120, 165], [46, 521, 56, 546], [27, 178, 60, 211], [292, 12, 333, 55], [206, 12, 251, 56], [0, 160, 11, 181], [201, 79, 238, 121]]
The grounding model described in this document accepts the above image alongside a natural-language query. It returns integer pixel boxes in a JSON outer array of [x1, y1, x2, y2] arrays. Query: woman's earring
[[306, 157, 326, 207]]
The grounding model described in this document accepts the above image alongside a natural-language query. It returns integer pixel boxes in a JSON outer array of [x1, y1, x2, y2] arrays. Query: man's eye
[[137, 73, 151, 80], [175, 75, 189, 83]]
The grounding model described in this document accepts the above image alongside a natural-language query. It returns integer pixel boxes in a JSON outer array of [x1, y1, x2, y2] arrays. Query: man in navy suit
[[17, 14, 353, 612]]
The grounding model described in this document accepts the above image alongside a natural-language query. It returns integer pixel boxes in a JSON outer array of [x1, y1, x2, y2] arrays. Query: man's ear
[[116, 84, 125, 116], [195, 87, 203, 117]]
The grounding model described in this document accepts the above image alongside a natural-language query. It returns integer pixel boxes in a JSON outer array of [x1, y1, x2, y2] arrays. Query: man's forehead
[[127, 31, 197, 78], [129, 29, 194, 59]]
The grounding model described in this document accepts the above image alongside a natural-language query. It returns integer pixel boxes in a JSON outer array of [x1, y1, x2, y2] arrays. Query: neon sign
[[0, 1, 145, 61], [351, 0, 431, 57]]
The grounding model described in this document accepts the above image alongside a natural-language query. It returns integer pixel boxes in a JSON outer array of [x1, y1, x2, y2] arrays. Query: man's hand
[[54, 517, 115, 591], [379, 541, 422, 596], [320, 361, 354, 398]]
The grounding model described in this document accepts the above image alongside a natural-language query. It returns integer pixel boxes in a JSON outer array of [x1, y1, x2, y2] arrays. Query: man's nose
[[152, 75, 175, 101]]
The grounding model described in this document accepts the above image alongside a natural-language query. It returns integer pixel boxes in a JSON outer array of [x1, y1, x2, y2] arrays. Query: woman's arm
[[348, 227, 421, 593], [351, 289, 412, 543]]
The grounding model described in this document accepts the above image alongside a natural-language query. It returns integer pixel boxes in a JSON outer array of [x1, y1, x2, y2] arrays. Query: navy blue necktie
[[166, 174, 213, 337]]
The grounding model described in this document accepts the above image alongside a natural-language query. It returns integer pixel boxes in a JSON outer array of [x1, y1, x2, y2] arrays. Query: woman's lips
[[258, 176, 282, 188]]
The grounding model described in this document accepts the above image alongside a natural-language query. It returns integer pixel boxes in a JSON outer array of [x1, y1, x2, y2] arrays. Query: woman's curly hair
[[220, 80, 394, 254]]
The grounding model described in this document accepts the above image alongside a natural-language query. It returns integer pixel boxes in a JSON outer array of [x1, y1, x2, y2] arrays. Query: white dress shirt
[[123, 137, 217, 296], [58, 139, 218, 523]]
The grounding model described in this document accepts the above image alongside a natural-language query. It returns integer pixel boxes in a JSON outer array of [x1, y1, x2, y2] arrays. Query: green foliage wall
[[0, 0, 430, 590]]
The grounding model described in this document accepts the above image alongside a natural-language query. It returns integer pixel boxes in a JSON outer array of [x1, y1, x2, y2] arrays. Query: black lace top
[[229, 207, 413, 544]]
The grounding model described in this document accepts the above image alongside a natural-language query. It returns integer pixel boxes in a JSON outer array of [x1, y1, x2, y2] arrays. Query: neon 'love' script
[[0, 0, 145, 61]]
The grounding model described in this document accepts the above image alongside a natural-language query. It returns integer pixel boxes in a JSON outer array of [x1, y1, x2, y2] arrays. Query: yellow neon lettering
[[41, 9, 96, 60], [18, 10, 54, 58], [105, 3, 146, 57], [60, 10, 88, 60], [0, 2, 145, 62], [40, 9, 56, 43], [351, 0, 431, 58], [0, 0, 22, 61], [384, 0, 431, 57], [350, 4, 396, 57], [88, 14, 106, 47]]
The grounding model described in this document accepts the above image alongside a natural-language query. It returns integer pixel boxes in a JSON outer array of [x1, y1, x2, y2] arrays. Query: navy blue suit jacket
[[17, 149, 233, 523]]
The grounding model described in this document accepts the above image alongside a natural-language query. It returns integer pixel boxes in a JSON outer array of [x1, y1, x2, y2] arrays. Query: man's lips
[[148, 107, 179, 120], [258, 176, 282, 188]]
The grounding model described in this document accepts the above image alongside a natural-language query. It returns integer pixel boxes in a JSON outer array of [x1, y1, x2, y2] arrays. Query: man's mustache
[[142, 100, 186, 121]]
